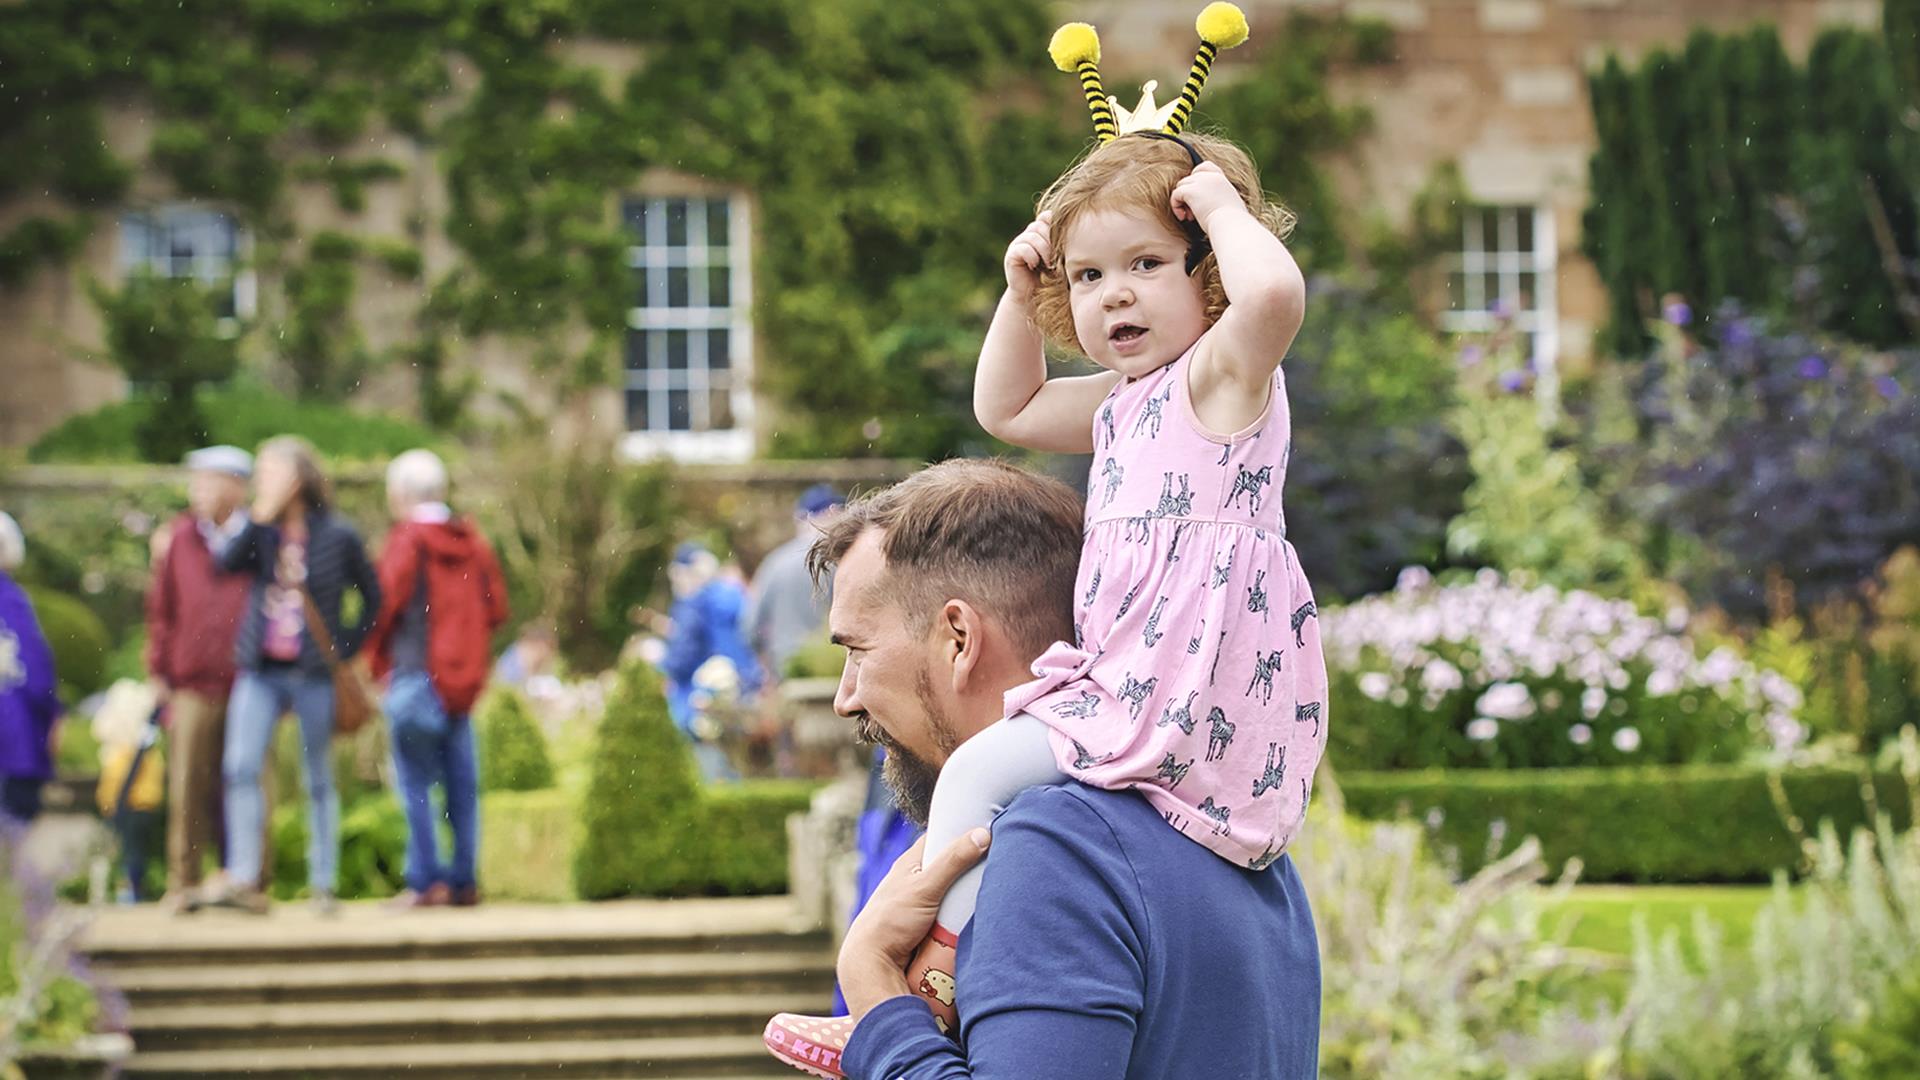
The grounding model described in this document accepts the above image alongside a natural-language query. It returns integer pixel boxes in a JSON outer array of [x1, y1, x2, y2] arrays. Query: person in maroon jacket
[[364, 449, 510, 907], [146, 446, 255, 914]]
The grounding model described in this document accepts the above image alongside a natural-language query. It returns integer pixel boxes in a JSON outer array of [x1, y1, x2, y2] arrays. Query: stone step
[[131, 991, 833, 1052], [123, 1034, 793, 1079], [82, 896, 823, 969], [106, 950, 837, 1007]]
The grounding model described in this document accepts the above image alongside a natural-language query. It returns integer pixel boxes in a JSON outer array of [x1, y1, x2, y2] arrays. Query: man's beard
[[854, 665, 959, 827]]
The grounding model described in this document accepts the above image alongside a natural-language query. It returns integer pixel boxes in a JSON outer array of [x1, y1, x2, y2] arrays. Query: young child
[[766, 7, 1328, 1075]]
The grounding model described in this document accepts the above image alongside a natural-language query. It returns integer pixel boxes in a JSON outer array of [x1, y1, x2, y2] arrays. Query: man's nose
[[833, 658, 860, 718]]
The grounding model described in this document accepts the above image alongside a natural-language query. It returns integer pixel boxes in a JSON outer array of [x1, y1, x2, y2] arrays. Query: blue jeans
[[225, 667, 338, 892], [384, 671, 479, 893]]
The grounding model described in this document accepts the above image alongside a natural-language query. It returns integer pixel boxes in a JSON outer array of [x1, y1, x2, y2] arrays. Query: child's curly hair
[[1030, 132, 1294, 357]]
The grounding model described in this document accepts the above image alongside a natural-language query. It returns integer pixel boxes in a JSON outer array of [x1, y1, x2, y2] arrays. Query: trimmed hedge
[[1340, 764, 1912, 884], [28, 384, 441, 465], [476, 689, 555, 793], [22, 586, 111, 700], [489, 781, 820, 902], [574, 661, 824, 899], [481, 789, 576, 902], [702, 780, 825, 896]]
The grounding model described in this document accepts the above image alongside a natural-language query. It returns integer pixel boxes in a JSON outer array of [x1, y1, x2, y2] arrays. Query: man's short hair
[[387, 448, 449, 504], [808, 458, 1083, 659]]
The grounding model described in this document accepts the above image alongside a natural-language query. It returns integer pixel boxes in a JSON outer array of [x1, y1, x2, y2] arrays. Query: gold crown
[[1112, 80, 1180, 135], [1050, 3, 1252, 143]]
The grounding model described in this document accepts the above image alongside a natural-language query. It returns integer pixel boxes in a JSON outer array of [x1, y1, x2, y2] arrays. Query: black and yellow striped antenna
[[1166, 3, 1251, 135], [1049, 22, 1117, 143]]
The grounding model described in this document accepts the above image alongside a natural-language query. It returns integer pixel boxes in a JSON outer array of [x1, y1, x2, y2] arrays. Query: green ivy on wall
[[1, 0, 1381, 457]]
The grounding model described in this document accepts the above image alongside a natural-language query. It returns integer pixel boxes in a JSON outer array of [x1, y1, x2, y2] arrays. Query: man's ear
[[941, 599, 988, 691]]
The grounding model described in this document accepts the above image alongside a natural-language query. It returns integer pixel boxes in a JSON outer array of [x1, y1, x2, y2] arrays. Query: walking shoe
[[202, 882, 270, 915], [159, 890, 202, 916], [449, 884, 481, 907], [310, 889, 339, 917], [764, 1013, 855, 1079], [385, 884, 450, 910]]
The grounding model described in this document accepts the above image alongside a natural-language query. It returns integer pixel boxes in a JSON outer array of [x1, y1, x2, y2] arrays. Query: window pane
[[1517, 271, 1536, 311], [121, 215, 150, 267], [666, 199, 689, 247], [668, 388, 691, 431], [706, 200, 729, 245], [667, 266, 690, 308], [213, 215, 238, 260], [666, 330, 690, 370], [1515, 209, 1534, 259], [707, 329, 731, 371], [708, 380, 735, 430], [625, 332, 647, 371], [1482, 271, 1501, 312], [708, 266, 730, 307], [624, 198, 649, 238], [1496, 208, 1518, 256], [626, 387, 652, 430]]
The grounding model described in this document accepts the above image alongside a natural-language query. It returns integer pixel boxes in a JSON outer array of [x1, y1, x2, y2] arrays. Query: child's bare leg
[[765, 714, 1063, 1074], [906, 712, 1064, 1033]]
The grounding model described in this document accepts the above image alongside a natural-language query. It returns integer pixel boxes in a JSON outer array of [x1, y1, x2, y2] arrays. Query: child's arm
[[1176, 163, 1306, 432], [975, 213, 1123, 454]]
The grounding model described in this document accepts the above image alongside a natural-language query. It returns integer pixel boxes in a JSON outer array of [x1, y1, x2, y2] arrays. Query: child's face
[[1062, 207, 1209, 377]]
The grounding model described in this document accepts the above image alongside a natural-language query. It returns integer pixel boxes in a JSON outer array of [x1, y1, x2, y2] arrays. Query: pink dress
[[1007, 339, 1329, 868]]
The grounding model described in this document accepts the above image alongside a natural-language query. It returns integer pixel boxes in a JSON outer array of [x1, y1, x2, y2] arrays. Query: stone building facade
[[0, 0, 1885, 453]]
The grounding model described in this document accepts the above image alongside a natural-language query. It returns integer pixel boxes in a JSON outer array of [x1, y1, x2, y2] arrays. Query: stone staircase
[[76, 895, 836, 1079]]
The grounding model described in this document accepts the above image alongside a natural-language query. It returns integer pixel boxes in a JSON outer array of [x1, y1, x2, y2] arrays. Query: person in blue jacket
[[832, 747, 922, 1016], [659, 542, 764, 780], [0, 513, 61, 827]]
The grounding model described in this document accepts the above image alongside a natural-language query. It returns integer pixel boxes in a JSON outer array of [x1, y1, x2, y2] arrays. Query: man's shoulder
[[992, 783, 1164, 875]]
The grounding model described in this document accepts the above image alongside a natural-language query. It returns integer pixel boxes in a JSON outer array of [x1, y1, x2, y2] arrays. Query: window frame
[[116, 206, 256, 336], [619, 192, 756, 463], [1438, 203, 1557, 373]]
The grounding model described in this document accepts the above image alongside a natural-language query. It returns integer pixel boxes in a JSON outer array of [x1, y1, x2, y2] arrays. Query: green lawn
[[1539, 884, 1779, 1005], [1543, 884, 1777, 957]]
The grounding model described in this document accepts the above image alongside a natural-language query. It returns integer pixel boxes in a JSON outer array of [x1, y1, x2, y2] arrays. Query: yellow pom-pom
[[1196, 2, 1250, 48], [1049, 22, 1101, 71]]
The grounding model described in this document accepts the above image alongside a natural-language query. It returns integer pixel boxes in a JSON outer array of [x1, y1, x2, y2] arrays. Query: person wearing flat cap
[[144, 445, 258, 914], [748, 484, 847, 683]]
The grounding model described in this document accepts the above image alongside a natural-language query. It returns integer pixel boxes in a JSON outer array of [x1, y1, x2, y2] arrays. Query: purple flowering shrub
[[1603, 306, 1920, 620], [1323, 568, 1805, 770]]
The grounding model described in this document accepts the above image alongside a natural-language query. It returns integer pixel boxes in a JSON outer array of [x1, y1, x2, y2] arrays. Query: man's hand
[[838, 828, 991, 1022]]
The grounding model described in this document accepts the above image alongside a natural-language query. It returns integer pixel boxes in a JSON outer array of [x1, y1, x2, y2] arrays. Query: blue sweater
[[844, 784, 1321, 1079]]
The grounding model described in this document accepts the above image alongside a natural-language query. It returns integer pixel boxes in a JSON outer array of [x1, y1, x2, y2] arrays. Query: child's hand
[[1172, 162, 1246, 234], [1003, 212, 1055, 304]]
